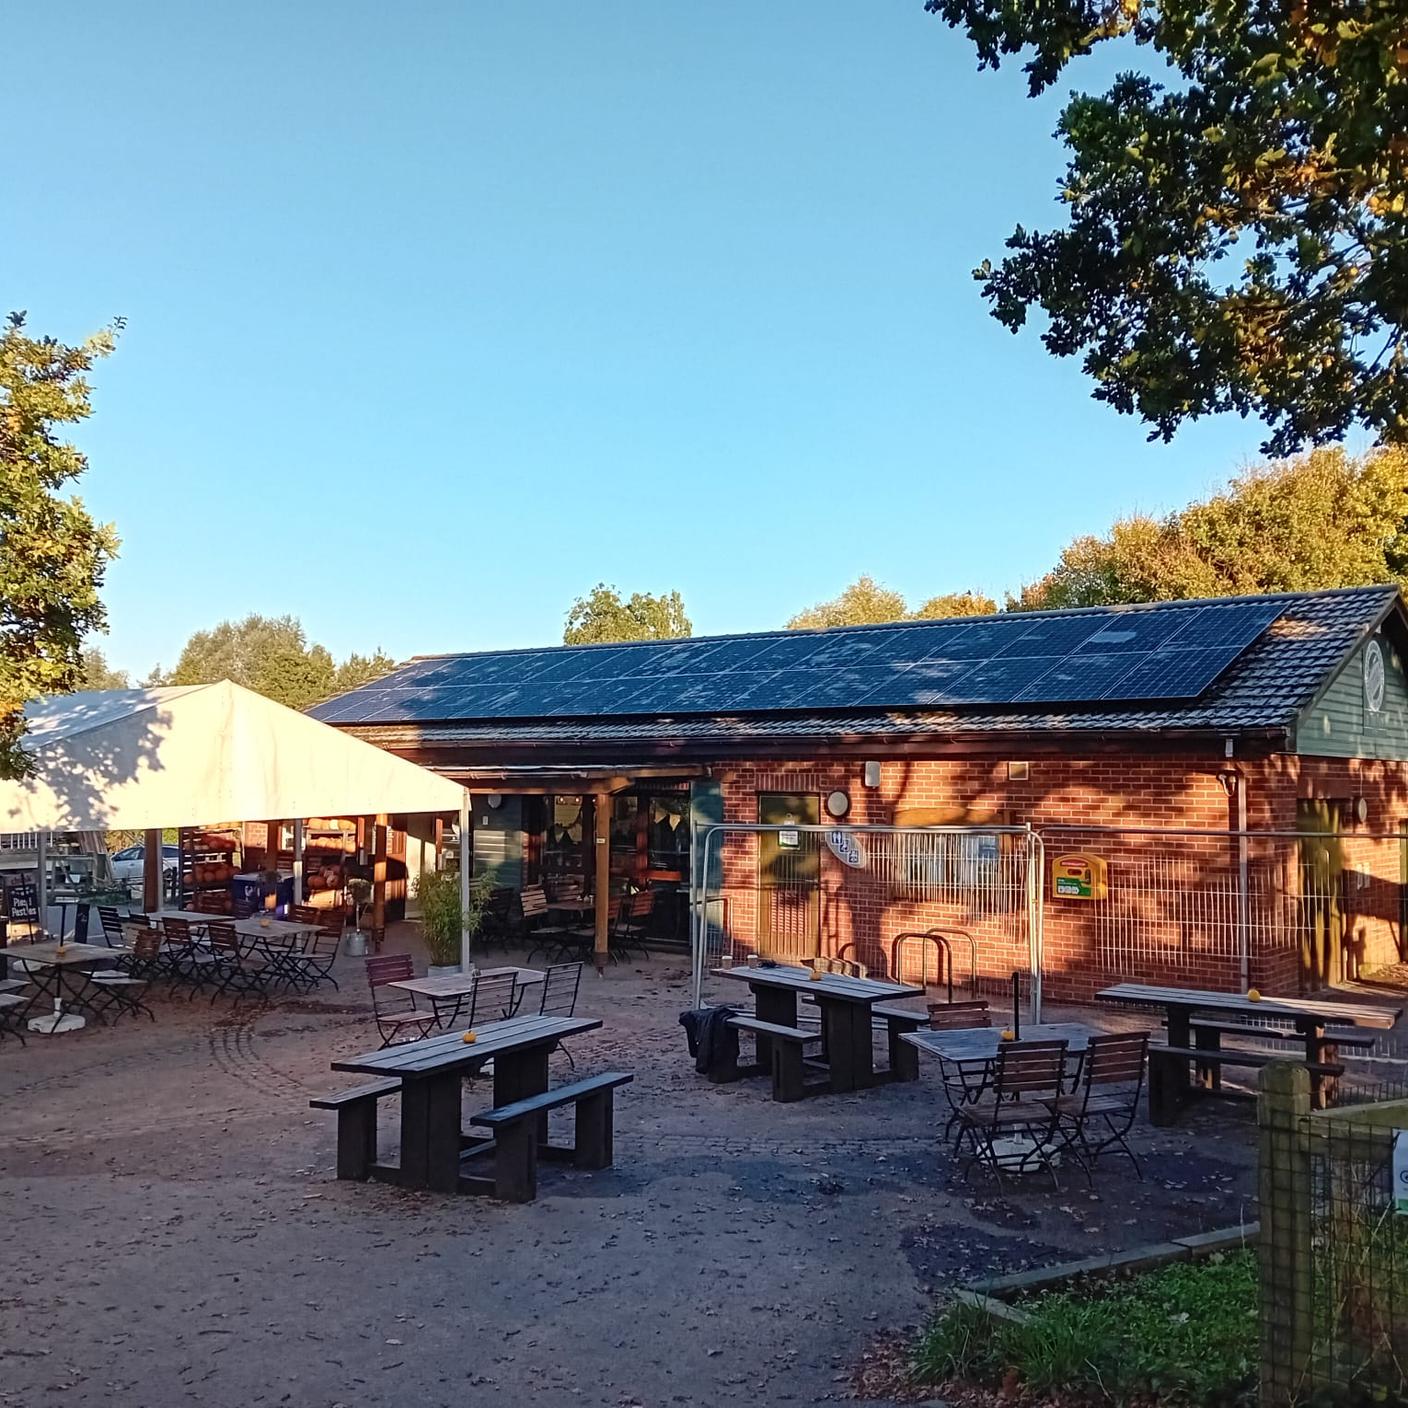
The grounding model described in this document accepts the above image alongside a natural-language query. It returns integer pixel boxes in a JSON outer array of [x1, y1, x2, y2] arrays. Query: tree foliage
[[0, 312, 121, 777], [331, 650, 397, 695], [927, 0, 1408, 454], [81, 647, 130, 691], [788, 575, 996, 629], [912, 590, 999, 619], [1013, 445, 1408, 609], [563, 584, 693, 644], [157, 614, 395, 710]]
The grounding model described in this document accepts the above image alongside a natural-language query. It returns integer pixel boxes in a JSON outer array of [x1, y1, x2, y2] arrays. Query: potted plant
[[416, 868, 493, 976], [345, 877, 372, 956]]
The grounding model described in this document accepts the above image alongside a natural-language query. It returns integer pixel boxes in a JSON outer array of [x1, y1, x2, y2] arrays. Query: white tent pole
[[458, 792, 472, 973], [36, 831, 48, 940], [292, 819, 305, 903]]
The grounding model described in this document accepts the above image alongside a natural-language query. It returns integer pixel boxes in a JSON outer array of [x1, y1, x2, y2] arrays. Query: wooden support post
[[458, 792, 472, 972], [593, 792, 611, 974], [142, 828, 162, 914], [292, 819, 305, 903], [1257, 1061, 1314, 1406], [372, 813, 388, 936]]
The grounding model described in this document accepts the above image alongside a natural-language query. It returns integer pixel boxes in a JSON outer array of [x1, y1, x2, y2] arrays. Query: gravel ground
[[0, 937, 1258, 1407]]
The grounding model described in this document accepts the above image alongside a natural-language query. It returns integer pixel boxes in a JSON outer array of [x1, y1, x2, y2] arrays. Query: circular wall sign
[[1364, 639, 1386, 714], [825, 789, 851, 819]]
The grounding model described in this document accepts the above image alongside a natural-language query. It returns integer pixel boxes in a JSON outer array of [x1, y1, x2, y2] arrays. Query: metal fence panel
[[690, 823, 1043, 1013]]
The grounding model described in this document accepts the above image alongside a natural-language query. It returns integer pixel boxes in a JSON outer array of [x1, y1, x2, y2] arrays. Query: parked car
[[109, 843, 180, 897]]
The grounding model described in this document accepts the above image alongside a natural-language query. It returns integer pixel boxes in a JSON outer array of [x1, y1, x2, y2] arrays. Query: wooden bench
[[469, 1071, 633, 1203], [1148, 1046, 1344, 1126], [872, 1002, 928, 1082], [310, 1078, 402, 1180], [726, 1016, 822, 1102]]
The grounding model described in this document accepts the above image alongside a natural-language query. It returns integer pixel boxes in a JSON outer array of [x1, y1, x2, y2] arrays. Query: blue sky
[[11, 1, 1277, 679]]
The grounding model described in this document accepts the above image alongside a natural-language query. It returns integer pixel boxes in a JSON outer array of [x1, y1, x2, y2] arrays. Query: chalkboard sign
[[6, 881, 37, 923]]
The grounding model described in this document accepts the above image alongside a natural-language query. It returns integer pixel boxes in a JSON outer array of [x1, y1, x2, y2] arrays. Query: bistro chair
[[96, 906, 130, 947], [801, 955, 868, 978], [927, 1000, 992, 1031], [365, 953, 437, 1048], [476, 888, 516, 950], [281, 920, 342, 993], [89, 931, 160, 1023], [538, 962, 584, 1069], [464, 971, 518, 1027], [162, 917, 217, 993], [954, 1040, 1069, 1187], [1049, 1031, 1151, 1180], [204, 921, 275, 1004]]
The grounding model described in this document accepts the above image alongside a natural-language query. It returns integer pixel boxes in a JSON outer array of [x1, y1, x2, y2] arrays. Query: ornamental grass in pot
[[416, 868, 493, 974]]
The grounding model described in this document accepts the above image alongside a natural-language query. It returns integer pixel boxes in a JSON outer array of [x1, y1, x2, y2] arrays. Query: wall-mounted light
[[485, 793, 504, 810], [1217, 770, 1240, 796], [862, 762, 881, 789], [825, 789, 851, 819], [1354, 795, 1370, 825]]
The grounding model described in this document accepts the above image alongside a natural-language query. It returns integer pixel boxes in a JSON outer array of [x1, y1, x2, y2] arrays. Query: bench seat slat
[[1154, 1046, 1344, 1076], [871, 1003, 928, 1026], [728, 1016, 819, 1044], [310, 1077, 402, 1110], [470, 1072, 633, 1128]]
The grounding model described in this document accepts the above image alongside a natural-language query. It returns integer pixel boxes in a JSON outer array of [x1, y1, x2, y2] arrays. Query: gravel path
[[0, 945, 1257, 1407]]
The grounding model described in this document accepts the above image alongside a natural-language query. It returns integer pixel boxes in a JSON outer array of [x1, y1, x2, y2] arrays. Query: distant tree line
[[85, 615, 397, 713]]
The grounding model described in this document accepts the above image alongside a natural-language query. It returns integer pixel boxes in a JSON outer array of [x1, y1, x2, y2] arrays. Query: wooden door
[[1297, 799, 1345, 991], [757, 793, 820, 959]]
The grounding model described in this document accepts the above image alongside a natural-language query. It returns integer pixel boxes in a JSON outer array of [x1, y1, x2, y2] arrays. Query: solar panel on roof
[[1075, 607, 1202, 654], [1162, 600, 1284, 651], [1016, 652, 1144, 703], [914, 617, 1028, 661], [995, 614, 1107, 658], [1098, 646, 1246, 701], [315, 596, 1289, 723]]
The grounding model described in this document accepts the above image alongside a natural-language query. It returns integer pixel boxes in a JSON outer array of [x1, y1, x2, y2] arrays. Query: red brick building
[[314, 586, 1408, 999]]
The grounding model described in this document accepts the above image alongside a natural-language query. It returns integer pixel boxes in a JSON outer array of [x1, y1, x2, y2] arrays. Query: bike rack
[[889, 927, 980, 1004]]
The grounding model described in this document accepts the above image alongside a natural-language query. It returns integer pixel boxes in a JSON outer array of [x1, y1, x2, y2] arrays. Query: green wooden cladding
[[1295, 634, 1408, 760]]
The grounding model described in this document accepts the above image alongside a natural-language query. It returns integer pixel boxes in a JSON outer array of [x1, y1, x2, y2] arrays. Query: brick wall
[[703, 750, 1408, 1001]]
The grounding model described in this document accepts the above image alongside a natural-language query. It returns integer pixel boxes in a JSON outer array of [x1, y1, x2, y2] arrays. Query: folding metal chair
[[365, 954, 437, 1047], [1050, 1031, 1150, 1180], [954, 1040, 1069, 1186]]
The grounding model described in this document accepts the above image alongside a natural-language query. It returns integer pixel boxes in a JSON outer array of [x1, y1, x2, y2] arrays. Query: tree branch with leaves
[[928, 0, 1408, 453], [0, 312, 121, 777]]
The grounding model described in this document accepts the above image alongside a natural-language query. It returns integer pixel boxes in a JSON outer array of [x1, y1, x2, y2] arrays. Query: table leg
[[423, 1072, 464, 1193], [1194, 1024, 1222, 1091], [752, 984, 798, 1071], [495, 1046, 551, 1145], [399, 1081, 432, 1187], [820, 999, 873, 1093], [1300, 1020, 1337, 1109], [1165, 1004, 1193, 1100]]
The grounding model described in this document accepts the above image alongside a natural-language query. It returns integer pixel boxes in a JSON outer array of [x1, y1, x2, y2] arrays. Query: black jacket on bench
[[679, 1005, 739, 1077]]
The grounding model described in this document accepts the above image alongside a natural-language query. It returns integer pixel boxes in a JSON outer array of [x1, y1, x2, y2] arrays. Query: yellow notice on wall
[[1051, 852, 1108, 901]]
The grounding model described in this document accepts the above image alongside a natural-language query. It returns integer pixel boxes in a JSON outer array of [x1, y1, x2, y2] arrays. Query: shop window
[[542, 796, 585, 879]]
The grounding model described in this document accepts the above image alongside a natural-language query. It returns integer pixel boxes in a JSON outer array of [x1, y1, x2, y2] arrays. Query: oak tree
[[927, 0, 1408, 453]]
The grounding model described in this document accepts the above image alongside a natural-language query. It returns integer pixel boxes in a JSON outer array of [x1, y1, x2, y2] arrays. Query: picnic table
[[712, 963, 924, 1093], [389, 966, 545, 1026], [4, 941, 124, 1031], [1097, 982, 1402, 1117], [331, 1013, 601, 1193]]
